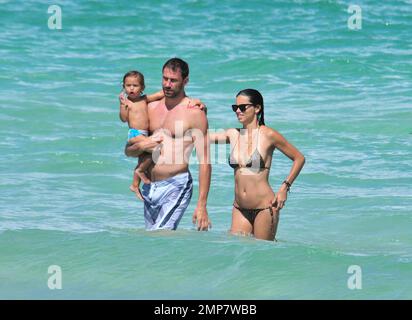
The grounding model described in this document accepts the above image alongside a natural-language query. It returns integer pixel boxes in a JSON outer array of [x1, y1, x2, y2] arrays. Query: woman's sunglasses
[[231, 104, 254, 112]]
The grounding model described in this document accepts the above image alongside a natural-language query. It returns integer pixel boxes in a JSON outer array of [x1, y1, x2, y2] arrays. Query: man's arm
[[190, 109, 212, 231], [125, 134, 163, 157]]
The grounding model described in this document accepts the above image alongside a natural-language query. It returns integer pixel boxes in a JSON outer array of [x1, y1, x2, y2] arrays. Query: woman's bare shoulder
[[260, 125, 282, 142], [260, 125, 277, 135]]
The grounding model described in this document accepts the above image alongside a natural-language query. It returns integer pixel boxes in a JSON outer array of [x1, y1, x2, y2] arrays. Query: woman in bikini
[[210, 89, 305, 241]]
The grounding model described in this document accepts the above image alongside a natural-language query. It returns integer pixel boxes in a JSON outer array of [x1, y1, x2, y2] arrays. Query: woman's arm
[[269, 129, 305, 209], [145, 90, 164, 103], [272, 130, 305, 185]]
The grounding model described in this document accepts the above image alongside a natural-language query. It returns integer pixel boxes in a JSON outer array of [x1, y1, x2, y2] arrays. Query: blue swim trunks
[[141, 172, 193, 230], [128, 128, 148, 140]]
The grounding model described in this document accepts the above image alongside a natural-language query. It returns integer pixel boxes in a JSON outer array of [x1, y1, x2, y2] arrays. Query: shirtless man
[[125, 58, 211, 231]]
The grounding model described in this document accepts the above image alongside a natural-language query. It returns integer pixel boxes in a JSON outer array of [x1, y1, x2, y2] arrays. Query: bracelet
[[282, 180, 292, 192]]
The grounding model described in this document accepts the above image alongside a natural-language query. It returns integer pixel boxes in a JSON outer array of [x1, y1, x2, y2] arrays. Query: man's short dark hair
[[162, 58, 189, 79]]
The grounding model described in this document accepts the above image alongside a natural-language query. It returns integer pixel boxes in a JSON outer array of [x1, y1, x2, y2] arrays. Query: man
[[125, 58, 211, 231]]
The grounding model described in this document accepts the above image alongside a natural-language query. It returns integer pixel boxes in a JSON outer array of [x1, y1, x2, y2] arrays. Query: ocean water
[[0, 0, 411, 299]]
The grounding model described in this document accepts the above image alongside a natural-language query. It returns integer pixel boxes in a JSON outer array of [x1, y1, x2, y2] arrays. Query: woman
[[210, 89, 305, 241]]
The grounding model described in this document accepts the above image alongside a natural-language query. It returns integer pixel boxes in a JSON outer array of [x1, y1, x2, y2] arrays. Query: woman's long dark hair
[[236, 89, 265, 126]]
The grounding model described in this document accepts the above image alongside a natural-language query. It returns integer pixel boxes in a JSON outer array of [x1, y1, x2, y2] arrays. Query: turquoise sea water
[[0, 0, 411, 299]]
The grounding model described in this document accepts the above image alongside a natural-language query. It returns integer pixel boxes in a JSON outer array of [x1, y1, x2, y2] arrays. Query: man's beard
[[163, 86, 181, 98]]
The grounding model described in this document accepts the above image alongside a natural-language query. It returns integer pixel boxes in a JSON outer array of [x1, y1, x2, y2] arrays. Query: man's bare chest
[[149, 106, 191, 138]]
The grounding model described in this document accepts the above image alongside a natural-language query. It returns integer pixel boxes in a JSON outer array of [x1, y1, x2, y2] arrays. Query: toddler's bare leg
[[129, 165, 144, 201], [130, 168, 141, 192], [135, 154, 153, 184]]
